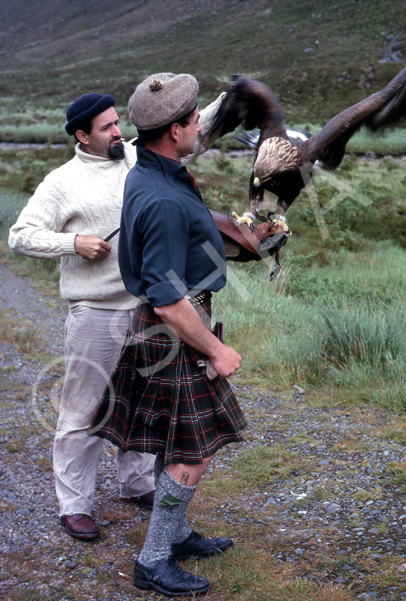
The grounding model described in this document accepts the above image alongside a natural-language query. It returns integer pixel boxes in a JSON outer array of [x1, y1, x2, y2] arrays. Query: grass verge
[[1, 148, 405, 411]]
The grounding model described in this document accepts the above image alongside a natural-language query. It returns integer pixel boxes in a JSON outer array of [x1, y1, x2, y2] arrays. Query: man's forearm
[[154, 297, 242, 379], [9, 223, 77, 258], [8, 182, 76, 258], [154, 298, 222, 358]]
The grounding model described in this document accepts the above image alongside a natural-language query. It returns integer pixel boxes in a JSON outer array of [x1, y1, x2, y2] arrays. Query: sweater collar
[[75, 143, 112, 163]]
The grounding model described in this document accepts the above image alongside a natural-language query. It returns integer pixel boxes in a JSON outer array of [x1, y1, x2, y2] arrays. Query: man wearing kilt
[[91, 73, 246, 597]]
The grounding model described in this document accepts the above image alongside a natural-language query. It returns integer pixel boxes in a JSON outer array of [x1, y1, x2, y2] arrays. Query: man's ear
[[169, 122, 180, 143], [75, 130, 89, 145]]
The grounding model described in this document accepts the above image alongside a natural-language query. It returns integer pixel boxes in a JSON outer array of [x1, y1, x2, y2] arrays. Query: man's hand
[[154, 298, 242, 379], [210, 344, 242, 379], [74, 235, 111, 260]]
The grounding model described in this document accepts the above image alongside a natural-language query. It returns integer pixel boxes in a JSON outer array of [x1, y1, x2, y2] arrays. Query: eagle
[[201, 68, 406, 233]]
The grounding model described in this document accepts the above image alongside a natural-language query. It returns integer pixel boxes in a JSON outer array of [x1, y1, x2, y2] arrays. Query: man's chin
[[107, 141, 125, 160]]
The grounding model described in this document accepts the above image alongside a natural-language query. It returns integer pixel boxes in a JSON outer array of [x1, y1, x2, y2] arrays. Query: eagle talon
[[271, 215, 292, 235], [229, 211, 256, 230]]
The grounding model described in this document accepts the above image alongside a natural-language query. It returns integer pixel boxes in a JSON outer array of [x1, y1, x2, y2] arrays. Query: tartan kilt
[[90, 295, 247, 464]]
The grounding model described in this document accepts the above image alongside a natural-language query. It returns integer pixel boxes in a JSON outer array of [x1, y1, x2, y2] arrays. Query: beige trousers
[[54, 305, 155, 517]]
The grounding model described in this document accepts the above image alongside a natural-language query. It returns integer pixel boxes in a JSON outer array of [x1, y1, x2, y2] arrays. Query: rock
[[15, 508, 30, 517], [66, 560, 78, 569], [323, 502, 342, 514], [264, 497, 278, 506]]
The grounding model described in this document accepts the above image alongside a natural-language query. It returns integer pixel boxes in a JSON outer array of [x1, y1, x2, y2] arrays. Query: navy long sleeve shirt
[[119, 145, 227, 307]]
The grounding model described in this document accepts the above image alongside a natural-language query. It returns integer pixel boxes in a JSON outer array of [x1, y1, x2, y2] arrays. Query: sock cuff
[[160, 467, 197, 501]]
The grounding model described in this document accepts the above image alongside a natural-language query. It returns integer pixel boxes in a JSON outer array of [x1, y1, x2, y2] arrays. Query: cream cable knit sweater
[[9, 143, 139, 310]]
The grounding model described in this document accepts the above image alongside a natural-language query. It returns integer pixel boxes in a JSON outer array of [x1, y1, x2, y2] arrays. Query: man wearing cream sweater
[[8, 93, 157, 540]]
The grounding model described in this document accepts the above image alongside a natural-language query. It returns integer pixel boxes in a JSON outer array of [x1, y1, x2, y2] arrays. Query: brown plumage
[[204, 69, 406, 226]]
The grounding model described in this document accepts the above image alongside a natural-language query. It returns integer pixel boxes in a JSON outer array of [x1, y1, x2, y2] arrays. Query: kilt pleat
[[90, 297, 246, 464]]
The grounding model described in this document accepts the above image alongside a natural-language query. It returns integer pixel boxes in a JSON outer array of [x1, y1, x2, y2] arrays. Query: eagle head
[[253, 137, 299, 188], [251, 137, 305, 207]]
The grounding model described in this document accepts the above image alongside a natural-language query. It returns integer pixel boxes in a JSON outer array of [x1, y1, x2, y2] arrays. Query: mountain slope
[[1, 0, 405, 121]]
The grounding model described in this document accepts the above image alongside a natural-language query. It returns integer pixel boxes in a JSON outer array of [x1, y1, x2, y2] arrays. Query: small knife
[[104, 227, 121, 243]]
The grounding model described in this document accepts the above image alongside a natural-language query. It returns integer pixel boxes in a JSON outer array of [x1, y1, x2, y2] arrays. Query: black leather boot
[[133, 557, 210, 597], [172, 530, 233, 560]]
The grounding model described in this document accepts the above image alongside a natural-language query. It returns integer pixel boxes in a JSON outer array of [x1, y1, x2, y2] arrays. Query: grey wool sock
[[154, 453, 165, 485], [153, 454, 192, 544], [138, 467, 196, 568]]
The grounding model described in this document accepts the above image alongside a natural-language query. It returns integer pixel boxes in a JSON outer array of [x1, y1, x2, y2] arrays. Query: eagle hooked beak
[[252, 176, 261, 190]]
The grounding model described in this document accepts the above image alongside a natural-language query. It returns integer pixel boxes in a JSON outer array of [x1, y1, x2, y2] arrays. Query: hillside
[[1, 0, 406, 121]]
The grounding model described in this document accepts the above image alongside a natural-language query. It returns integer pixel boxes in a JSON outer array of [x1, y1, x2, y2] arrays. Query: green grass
[[0, 309, 43, 354], [0, 123, 65, 144], [193, 152, 406, 249], [0, 146, 70, 194], [214, 243, 406, 410], [203, 445, 309, 495], [307, 300, 406, 406], [0, 188, 61, 282], [0, 188, 30, 236], [187, 547, 355, 601], [293, 123, 406, 156], [2, 101, 406, 156], [385, 462, 406, 491], [1, 147, 405, 411], [0, 101, 137, 144], [347, 127, 406, 156]]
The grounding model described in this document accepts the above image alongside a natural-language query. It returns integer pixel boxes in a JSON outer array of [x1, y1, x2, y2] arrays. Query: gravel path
[[1, 260, 406, 601]]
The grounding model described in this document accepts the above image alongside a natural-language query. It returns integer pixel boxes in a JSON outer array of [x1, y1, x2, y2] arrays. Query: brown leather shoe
[[121, 490, 155, 510], [61, 514, 100, 540]]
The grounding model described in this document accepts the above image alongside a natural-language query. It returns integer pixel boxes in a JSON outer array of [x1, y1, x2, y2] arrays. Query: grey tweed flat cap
[[128, 72, 199, 130]]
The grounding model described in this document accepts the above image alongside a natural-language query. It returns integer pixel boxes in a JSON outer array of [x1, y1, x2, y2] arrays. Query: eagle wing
[[304, 67, 406, 168], [205, 76, 287, 147]]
